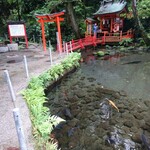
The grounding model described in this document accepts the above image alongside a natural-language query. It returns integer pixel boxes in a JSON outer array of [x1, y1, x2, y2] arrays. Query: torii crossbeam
[[36, 11, 65, 52]]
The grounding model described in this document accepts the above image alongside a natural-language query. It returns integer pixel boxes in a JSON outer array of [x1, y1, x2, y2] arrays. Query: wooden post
[[102, 32, 106, 44], [56, 32, 60, 52], [33, 35, 35, 43], [63, 41, 66, 52], [90, 24, 92, 36], [40, 19, 47, 51], [100, 18, 103, 32], [120, 31, 122, 41], [8, 25, 13, 43], [79, 39, 84, 49], [66, 43, 69, 55], [86, 22, 88, 36], [13, 108, 27, 150], [70, 41, 73, 53], [110, 18, 113, 32], [23, 24, 28, 48], [56, 16, 62, 53]]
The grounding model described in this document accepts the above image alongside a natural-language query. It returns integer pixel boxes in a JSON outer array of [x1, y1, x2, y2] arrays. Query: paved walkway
[[0, 44, 67, 150]]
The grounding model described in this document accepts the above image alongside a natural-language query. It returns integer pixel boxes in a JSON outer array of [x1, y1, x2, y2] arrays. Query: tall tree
[[45, 0, 81, 38], [132, 0, 150, 45], [65, 1, 81, 38]]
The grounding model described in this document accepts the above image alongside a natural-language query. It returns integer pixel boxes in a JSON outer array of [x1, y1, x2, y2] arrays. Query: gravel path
[[0, 44, 67, 150]]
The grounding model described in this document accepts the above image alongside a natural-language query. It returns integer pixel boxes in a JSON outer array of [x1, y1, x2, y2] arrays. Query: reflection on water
[[47, 51, 150, 150], [82, 53, 125, 65]]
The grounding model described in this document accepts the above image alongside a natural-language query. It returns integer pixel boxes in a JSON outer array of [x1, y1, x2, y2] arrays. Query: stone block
[[7, 43, 18, 51], [0, 46, 9, 53]]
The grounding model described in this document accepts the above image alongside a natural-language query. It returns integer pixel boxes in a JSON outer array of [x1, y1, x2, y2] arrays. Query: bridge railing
[[62, 35, 105, 52], [62, 30, 133, 52], [102, 30, 133, 42]]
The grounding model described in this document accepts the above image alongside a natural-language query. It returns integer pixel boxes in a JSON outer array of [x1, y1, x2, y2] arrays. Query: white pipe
[[13, 108, 27, 150], [48, 40, 53, 65], [70, 41, 73, 53], [66, 43, 69, 56], [4, 70, 16, 106], [23, 55, 29, 79]]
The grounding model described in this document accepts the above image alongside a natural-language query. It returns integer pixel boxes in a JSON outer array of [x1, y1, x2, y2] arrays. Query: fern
[[22, 52, 81, 149]]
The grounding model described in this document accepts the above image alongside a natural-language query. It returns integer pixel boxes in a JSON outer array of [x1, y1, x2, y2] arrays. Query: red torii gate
[[36, 11, 65, 52]]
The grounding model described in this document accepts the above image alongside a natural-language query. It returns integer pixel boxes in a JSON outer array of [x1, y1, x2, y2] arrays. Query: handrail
[[62, 30, 133, 52]]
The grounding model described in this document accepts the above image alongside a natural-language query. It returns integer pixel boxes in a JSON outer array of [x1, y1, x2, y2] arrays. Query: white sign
[[8, 24, 25, 36]]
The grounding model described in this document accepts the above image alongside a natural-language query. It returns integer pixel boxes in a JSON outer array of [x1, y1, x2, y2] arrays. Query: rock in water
[[63, 108, 73, 119], [141, 133, 150, 150]]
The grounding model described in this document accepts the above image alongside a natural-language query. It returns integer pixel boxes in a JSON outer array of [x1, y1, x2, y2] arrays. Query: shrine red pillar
[[40, 19, 47, 51], [110, 18, 113, 32], [56, 16, 62, 53], [100, 18, 103, 31], [24, 24, 28, 48]]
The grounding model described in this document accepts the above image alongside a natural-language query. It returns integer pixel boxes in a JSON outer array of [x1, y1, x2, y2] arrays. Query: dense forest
[[0, 0, 150, 44]]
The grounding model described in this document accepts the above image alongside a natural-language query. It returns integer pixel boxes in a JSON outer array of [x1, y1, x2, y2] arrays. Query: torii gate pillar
[[40, 19, 47, 51], [56, 16, 63, 53]]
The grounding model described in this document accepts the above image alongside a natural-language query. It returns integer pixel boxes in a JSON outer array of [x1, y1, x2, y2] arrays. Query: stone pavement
[[0, 44, 67, 150]]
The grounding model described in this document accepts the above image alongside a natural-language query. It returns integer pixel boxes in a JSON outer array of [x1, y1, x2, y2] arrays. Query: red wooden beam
[[38, 18, 64, 23], [36, 11, 65, 19], [24, 24, 28, 48]]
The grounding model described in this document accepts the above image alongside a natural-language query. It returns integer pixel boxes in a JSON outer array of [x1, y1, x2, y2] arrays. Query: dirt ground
[[0, 43, 67, 150]]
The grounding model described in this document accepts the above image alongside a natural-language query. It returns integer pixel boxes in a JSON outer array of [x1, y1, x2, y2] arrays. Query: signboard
[[8, 22, 28, 48], [8, 24, 25, 37]]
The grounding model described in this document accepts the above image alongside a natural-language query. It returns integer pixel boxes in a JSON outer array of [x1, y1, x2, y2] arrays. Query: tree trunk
[[65, 2, 81, 38], [132, 0, 150, 45]]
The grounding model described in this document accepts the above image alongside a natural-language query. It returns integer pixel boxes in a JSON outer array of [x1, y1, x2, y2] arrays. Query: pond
[[47, 48, 150, 150]]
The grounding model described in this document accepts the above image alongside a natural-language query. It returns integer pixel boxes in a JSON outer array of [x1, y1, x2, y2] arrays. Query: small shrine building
[[85, 0, 133, 41]]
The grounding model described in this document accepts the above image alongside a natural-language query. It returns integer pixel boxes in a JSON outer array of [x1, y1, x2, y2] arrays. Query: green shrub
[[22, 52, 81, 149], [96, 51, 105, 57], [119, 38, 133, 47]]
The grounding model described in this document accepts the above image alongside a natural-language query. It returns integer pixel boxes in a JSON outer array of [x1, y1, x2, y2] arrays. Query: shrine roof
[[85, 17, 98, 23], [93, 0, 127, 16]]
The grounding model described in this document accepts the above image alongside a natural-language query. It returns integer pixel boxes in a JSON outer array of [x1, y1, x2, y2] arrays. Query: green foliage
[[22, 52, 81, 149], [96, 51, 105, 57], [28, 77, 44, 89], [138, 0, 150, 19], [105, 45, 111, 50], [119, 38, 133, 47], [0, 37, 4, 42], [0, 0, 102, 41], [61, 52, 81, 69], [137, 38, 146, 46], [119, 46, 126, 52], [49, 64, 64, 80], [39, 71, 53, 87]]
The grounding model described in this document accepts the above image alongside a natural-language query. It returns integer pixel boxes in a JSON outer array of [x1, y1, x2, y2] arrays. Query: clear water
[[47, 51, 150, 150]]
